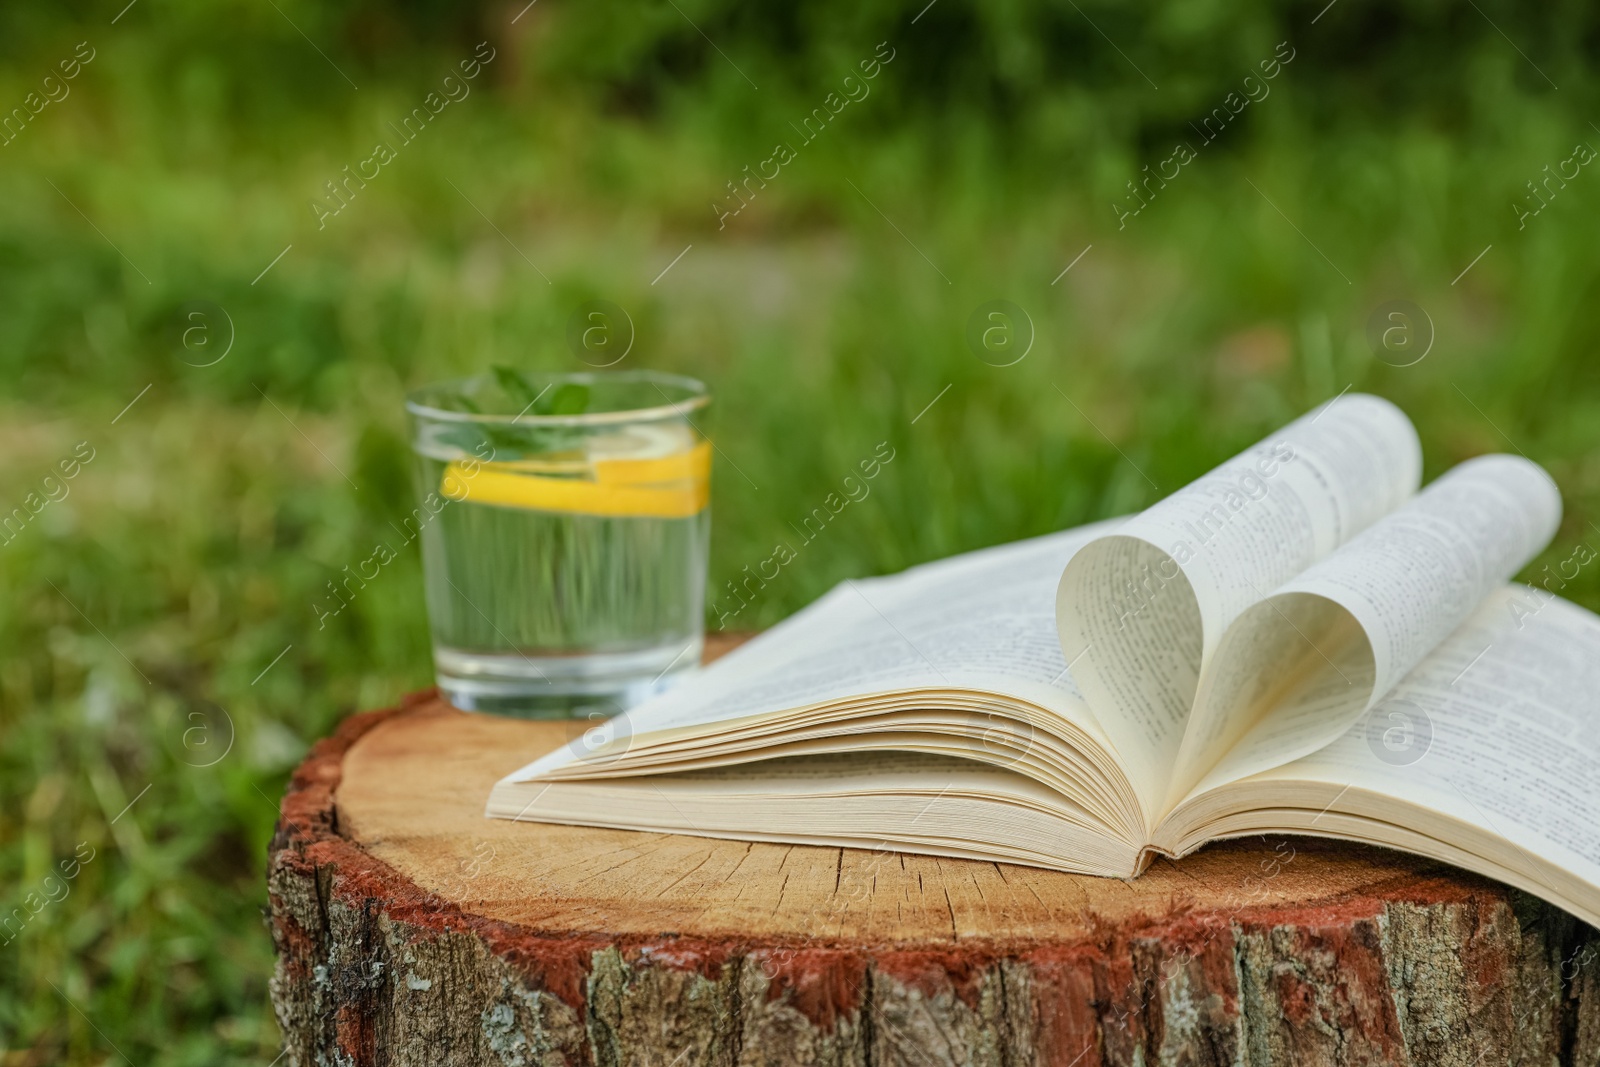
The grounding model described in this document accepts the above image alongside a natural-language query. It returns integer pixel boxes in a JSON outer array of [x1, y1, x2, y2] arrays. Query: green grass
[[4, 0, 1600, 1062]]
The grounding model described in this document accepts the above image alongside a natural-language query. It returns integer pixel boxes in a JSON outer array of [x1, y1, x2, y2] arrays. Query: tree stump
[[269, 639, 1600, 1067]]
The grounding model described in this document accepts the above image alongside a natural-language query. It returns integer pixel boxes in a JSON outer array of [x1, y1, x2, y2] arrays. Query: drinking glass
[[406, 370, 711, 717]]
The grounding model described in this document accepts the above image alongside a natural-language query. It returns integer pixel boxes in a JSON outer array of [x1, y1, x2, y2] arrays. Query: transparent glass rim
[[405, 370, 710, 428]]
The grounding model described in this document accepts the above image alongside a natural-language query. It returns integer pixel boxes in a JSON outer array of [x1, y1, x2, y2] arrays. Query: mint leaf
[[541, 382, 590, 417], [492, 365, 542, 408]]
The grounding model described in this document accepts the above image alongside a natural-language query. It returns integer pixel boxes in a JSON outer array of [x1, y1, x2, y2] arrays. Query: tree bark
[[269, 685, 1600, 1066]]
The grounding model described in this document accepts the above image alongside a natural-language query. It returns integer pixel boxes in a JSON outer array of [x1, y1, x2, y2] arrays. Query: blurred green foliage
[[2, 0, 1599, 1061]]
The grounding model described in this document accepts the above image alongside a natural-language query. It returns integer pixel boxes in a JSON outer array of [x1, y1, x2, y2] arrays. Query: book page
[[1217, 585, 1600, 903], [493, 748, 1145, 875], [1056, 394, 1421, 811], [1168, 454, 1561, 805], [512, 520, 1120, 781]]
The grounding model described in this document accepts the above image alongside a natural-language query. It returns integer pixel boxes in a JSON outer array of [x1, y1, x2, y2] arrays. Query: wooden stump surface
[[268, 636, 1600, 1067]]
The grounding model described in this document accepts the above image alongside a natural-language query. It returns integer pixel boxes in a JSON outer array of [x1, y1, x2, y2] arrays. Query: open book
[[490, 395, 1600, 926]]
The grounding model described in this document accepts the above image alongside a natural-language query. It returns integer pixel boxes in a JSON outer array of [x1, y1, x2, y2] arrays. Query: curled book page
[[1056, 394, 1421, 812], [1168, 453, 1561, 807]]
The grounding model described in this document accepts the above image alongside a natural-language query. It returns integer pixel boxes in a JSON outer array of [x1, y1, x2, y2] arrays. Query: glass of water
[[406, 370, 711, 717]]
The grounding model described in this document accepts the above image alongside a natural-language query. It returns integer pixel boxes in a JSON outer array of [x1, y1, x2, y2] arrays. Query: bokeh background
[[3, 0, 1599, 1061]]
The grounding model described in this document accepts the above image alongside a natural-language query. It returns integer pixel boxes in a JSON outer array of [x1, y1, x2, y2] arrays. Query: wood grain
[[268, 634, 1600, 1066], [338, 697, 1482, 945]]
